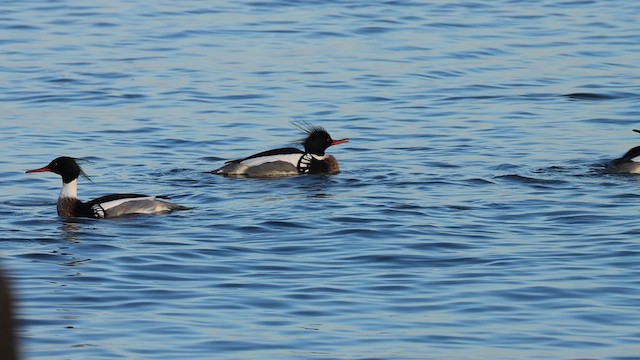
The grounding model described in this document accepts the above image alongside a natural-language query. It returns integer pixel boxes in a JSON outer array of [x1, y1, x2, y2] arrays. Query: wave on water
[[562, 92, 639, 101]]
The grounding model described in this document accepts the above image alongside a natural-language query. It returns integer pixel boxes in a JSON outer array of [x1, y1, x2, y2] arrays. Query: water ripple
[[2, 0, 640, 359]]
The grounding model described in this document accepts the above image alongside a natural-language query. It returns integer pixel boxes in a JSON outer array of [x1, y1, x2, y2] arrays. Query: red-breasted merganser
[[211, 124, 349, 177], [606, 129, 640, 174], [26, 156, 190, 218]]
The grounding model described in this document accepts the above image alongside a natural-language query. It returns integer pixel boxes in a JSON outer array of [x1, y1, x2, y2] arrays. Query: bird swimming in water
[[606, 129, 640, 174], [211, 123, 349, 177], [27, 156, 190, 218]]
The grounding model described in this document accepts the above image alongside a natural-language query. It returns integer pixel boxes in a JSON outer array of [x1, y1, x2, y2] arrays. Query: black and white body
[[211, 124, 349, 177], [606, 129, 640, 174], [26, 157, 189, 218]]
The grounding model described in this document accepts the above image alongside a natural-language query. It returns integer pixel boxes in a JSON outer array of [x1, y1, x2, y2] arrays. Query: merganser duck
[[26, 156, 189, 218], [211, 124, 349, 177], [606, 129, 640, 174]]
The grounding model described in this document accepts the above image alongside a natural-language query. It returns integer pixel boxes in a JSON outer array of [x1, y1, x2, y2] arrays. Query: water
[[1, 0, 640, 358]]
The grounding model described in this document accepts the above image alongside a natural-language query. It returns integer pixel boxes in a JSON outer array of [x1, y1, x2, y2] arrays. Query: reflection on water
[[60, 220, 82, 243]]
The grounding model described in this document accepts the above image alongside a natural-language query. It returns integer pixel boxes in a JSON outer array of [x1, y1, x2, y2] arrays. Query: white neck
[[60, 179, 78, 199], [310, 153, 326, 160]]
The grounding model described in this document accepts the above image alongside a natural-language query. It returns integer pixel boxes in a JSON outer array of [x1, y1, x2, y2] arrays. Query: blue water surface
[[1, 0, 640, 359]]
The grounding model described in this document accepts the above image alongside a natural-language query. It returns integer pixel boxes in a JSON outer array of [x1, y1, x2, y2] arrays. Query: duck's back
[[214, 147, 304, 177]]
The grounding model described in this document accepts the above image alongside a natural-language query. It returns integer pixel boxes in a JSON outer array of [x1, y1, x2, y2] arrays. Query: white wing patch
[[92, 196, 183, 218], [240, 154, 303, 168], [99, 196, 157, 211], [91, 196, 158, 218]]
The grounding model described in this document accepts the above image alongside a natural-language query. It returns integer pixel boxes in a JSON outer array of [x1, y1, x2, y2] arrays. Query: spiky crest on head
[[291, 120, 328, 145]]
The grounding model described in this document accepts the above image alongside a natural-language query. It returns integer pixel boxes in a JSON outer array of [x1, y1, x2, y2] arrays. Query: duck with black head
[[26, 156, 190, 218], [211, 123, 349, 177], [606, 129, 640, 174]]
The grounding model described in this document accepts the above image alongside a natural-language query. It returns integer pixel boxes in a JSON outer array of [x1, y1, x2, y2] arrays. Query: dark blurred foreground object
[[0, 269, 18, 360]]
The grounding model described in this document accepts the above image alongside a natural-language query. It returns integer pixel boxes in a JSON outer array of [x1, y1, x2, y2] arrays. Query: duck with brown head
[[27, 156, 190, 218]]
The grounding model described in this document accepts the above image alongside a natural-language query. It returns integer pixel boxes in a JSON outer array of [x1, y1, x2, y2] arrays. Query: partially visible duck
[[211, 124, 349, 177], [26, 156, 189, 218], [606, 129, 640, 174]]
